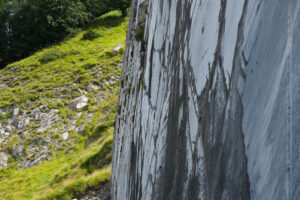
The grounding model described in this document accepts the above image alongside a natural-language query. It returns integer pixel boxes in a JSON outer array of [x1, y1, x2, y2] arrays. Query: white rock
[[0, 84, 7, 89], [37, 109, 59, 132], [2, 132, 9, 137], [87, 84, 100, 92], [95, 71, 102, 78], [24, 118, 30, 126], [24, 154, 47, 167], [0, 152, 8, 169], [13, 107, 19, 117], [12, 145, 24, 158], [78, 89, 87, 95], [61, 132, 69, 140], [117, 63, 123, 68], [113, 44, 122, 52], [5, 125, 12, 133], [0, 123, 10, 138], [69, 95, 88, 110]]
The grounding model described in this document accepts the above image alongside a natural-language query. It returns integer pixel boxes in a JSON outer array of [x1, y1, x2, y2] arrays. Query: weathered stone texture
[[112, 0, 300, 199]]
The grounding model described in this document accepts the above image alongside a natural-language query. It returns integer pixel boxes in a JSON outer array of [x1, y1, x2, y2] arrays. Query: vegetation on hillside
[[0, 10, 128, 200], [0, 0, 131, 68]]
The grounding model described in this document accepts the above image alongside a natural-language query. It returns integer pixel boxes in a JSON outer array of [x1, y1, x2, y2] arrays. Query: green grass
[[0, 10, 128, 200], [0, 10, 127, 109], [0, 129, 113, 200]]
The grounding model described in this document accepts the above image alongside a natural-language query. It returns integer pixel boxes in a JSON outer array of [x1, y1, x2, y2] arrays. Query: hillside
[[0, 11, 128, 200]]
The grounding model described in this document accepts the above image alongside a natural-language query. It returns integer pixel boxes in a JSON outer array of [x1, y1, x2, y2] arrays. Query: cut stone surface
[[112, 0, 300, 200]]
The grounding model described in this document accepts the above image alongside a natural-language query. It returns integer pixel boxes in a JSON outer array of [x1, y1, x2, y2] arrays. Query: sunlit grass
[[0, 10, 128, 200], [0, 127, 113, 200]]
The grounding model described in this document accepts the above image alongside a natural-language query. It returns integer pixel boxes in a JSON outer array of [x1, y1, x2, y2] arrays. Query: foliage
[[39, 50, 80, 64], [0, 134, 113, 200], [0, 10, 127, 109], [0, 0, 90, 68], [81, 0, 109, 17], [82, 29, 102, 40], [0, 0, 10, 68], [108, 0, 131, 17], [135, 28, 145, 41], [0, 11, 128, 200], [0, 0, 132, 69]]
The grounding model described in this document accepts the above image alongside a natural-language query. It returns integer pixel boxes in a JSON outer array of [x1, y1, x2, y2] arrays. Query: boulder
[[23, 154, 47, 168], [0, 152, 8, 169], [12, 145, 24, 159], [0, 84, 7, 89], [13, 107, 19, 117], [112, 44, 122, 52], [87, 84, 100, 92], [61, 132, 69, 140], [69, 95, 88, 110], [37, 109, 59, 132], [117, 63, 123, 68], [0, 124, 10, 138]]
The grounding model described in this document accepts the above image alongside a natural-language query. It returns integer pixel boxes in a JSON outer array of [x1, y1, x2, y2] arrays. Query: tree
[[108, 0, 131, 17], [0, 0, 132, 69], [0, 0, 11, 68], [81, 0, 109, 18], [5, 0, 90, 68]]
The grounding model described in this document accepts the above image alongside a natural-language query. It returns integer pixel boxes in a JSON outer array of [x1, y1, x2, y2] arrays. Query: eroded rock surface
[[69, 95, 89, 110], [112, 0, 300, 199], [0, 152, 8, 169]]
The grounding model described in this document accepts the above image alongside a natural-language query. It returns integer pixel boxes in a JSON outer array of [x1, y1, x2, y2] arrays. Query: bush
[[39, 51, 66, 64], [135, 28, 144, 41], [81, 63, 97, 70], [82, 30, 102, 40], [20, 93, 40, 103], [39, 50, 80, 64]]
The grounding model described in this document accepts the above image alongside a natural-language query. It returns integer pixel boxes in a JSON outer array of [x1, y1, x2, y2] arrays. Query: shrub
[[39, 50, 80, 64], [82, 30, 102, 40], [135, 28, 145, 41], [39, 50, 66, 64], [0, 112, 4, 120], [81, 63, 97, 70], [59, 107, 75, 120], [21, 93, 40, 103]]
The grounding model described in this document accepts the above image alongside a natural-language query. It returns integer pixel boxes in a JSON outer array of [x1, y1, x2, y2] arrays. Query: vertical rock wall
[[111, 0, 300, 199]]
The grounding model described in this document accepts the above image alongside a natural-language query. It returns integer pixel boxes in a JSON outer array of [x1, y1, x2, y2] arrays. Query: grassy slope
[[0, 11, 128, 200]]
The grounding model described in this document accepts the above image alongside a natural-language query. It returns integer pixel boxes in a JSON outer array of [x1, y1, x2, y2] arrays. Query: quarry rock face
[[112, 0, 300, 199]]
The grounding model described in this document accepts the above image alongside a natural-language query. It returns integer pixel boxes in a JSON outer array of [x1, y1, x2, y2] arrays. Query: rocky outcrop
[[0, 152, 8, 169], [0, 123, 10, 143], [112, 0, 300, 199], [0, 84, 7, 89], [69, 95, 89, 110], [74, 182, 111, 200], [0, 103, 90, 168], [113, 44, 123, 53]]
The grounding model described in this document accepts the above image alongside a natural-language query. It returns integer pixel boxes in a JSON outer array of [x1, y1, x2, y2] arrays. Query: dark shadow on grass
[[84, 120, 114, 148], [83, 12, 126, 30], [80, 139, 113, 173]]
